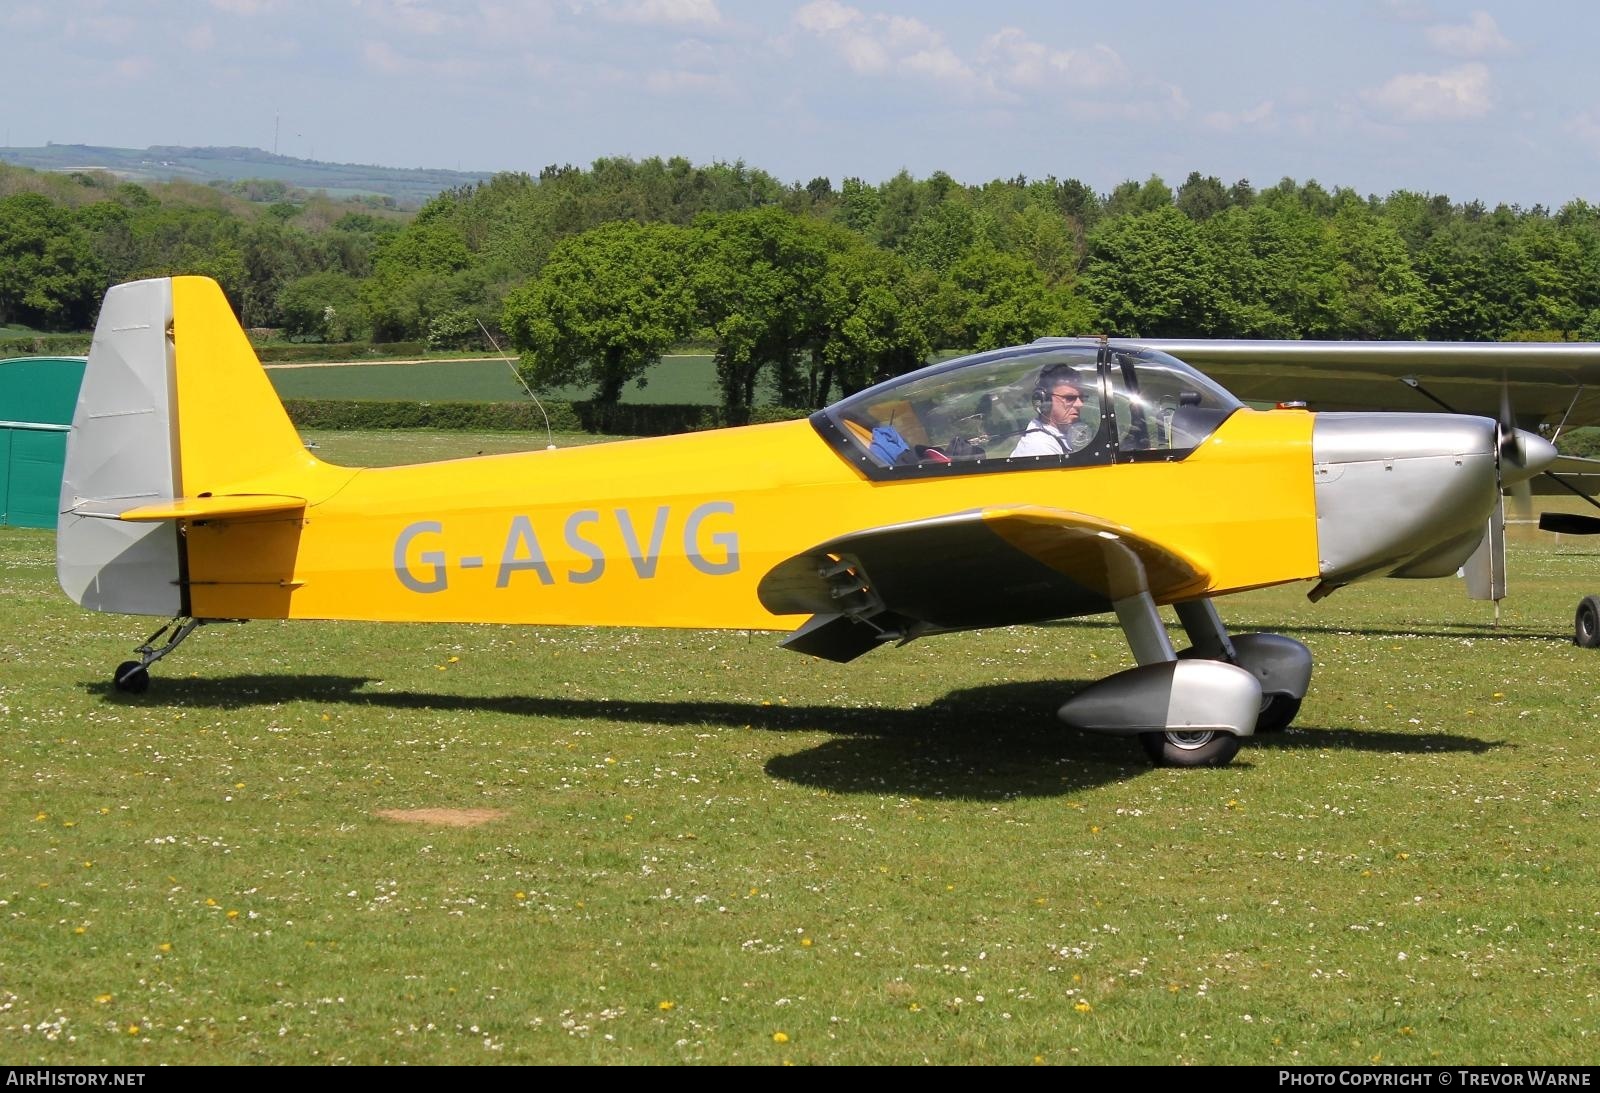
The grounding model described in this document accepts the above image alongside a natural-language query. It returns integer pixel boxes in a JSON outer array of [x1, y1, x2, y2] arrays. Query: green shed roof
[[0, 356, 87, 427]]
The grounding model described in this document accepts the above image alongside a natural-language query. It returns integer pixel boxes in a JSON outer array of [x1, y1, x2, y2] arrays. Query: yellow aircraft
[[57, 276, 1566, 768]]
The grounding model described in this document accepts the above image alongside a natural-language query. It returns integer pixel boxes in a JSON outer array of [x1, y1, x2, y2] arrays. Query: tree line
[[4, 157, 1600, 416]]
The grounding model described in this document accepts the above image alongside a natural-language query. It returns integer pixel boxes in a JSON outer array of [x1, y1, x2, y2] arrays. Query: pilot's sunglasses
[[1053, 393, 1085, 404]]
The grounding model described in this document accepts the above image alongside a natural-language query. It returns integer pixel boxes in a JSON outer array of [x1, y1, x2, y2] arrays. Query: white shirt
[[1011, 420, 1071, 457]]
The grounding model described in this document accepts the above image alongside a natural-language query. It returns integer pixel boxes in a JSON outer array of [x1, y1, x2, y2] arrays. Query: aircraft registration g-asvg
[[56, 275, 1593, 768]]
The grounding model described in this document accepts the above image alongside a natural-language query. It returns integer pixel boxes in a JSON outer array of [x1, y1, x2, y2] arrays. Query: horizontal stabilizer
[[119, 494, 307, 522], [1539, 512, 1600, 535]]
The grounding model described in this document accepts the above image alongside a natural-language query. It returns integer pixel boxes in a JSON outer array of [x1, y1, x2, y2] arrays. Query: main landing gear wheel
[[1140, 730, 1241, 768], [113, 661, 150, 695], [1254, 693, 1303, 733], [1576, 596, 1600, 649]]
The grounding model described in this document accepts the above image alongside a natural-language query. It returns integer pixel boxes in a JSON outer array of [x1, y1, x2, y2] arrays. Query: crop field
[[266, 354, 725, 405], [3, 433, 1600, 1064]]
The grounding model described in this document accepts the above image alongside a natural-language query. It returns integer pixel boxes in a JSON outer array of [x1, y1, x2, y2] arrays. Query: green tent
[[0, 356, 86, 528]]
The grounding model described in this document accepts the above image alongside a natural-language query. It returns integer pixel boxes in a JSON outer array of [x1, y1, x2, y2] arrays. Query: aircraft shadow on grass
[[89, 674, 1505, 801], [1038, 617, 1564, 643]]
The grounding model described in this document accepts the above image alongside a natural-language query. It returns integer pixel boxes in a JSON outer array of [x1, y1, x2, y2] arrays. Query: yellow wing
[[758, 505, 1210, 662]]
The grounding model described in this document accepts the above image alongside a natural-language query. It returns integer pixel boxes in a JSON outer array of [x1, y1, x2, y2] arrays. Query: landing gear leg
[[1175, 599, 1313, 733], [112, 618, 208, 694]]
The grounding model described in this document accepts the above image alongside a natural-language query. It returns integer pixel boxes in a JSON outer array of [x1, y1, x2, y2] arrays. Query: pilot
[[1012, 364, 1089, 457]]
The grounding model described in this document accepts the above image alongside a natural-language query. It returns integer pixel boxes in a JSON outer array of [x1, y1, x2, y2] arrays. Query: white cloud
[[793, 1, 977, 87], [794, 0, 858, 35], [979, 25, 1185, 123], [183, 24, 217, 51], [606, 0, 722, 27], [112, 56, 154, 79], [979, 28, 1127, 90], [1566, 110, 1600, 156], [1202, 100, 1275, 133], [352, 0, 461, 36], [1365, 62, 1492, 121], [208, 0, 273, 14], [1425, 11, 1511, 57], [644, 68, 729, 93]]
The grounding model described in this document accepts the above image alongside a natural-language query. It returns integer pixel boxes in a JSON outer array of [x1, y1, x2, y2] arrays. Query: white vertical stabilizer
[[56, 278, 183, 615]]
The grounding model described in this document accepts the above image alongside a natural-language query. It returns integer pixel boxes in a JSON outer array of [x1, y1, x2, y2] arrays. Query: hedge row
[[281, 398, 810, 435], [256, 341, 428, 363], [0, 334, 91, 356]]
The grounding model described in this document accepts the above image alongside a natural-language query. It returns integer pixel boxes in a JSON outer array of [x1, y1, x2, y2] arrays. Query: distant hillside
[[0, 143, 495, 207]]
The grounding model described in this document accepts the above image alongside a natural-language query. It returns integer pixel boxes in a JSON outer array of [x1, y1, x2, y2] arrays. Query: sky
[[4, 0, 1599, 209]]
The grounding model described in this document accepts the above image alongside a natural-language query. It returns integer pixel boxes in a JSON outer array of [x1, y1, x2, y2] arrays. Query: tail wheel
[[1140, 730, 1241, 768], [113, 661, 150, 694], [1577, 597, 1600, 649]]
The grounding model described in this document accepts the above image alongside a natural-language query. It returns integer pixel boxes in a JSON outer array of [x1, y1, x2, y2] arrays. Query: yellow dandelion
[[98, 807, 110, 815], [126, 1025, 140, 1036], [73, 926, 86, 935], [321, 713, 331, 721], [82, 861, 93, 868], [1074, 1000, 1093, 1014], [448, 656, 460, 663], [94, 994, 112, 1005], [158, 942, 172, 953], [33, 811, 47, 822], [624, 814, 634, 822], [62, 820, 76, 828], [1226, 799, 1240, 809], [514, 892, 527, 901], [749, 887, 759, 896], [772, 1031, 790, 1044], [800, 937, 813, 948], [605, 756, 617, 765], [226, 909, 240, 920], [1492, 692, 1504, 699], [908, 1003, 922, 1013], [205, 898, 218, 907], [1089, 825, 1101, 834], [1401, 1026, 1415, 1036], [234, 782, 245, 789], [1033, 1055, 1045, 1065], [658, 1000, 676, 1011], [1396, 851, 1409, 861]]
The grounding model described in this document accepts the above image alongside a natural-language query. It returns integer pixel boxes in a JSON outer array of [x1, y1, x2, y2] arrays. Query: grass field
[[266, 355, 726, 405], [4, 435, 1600, 1064]]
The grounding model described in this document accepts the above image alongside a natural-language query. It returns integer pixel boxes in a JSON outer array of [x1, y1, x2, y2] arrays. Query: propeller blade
[[1511, 477, 1534, 524], [1498, 378, 1522, 468]]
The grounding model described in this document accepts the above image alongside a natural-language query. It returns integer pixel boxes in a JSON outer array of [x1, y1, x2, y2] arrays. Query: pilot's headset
[[1032, 364, 1086, 417]]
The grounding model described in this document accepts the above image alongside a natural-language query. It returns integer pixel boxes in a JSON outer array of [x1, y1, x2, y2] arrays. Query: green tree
[[0, 192, 104, 329], [940, 248, 1085, 349], [501, 220, 696, 409], [813, 242, 935, 403], [1327, 204, 1426, 338], [1176, 172, 1230, 222], [692, 208, 831, 417], [1084, 207, 1220, 336], [277, 270, 367, 341]]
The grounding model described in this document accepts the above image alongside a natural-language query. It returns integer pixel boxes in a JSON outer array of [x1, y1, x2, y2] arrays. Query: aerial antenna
[[476, 319, 556, 450]]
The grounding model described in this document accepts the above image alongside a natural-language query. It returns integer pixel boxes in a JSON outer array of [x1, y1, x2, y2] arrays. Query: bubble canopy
[[811, 340, 1245, 480]]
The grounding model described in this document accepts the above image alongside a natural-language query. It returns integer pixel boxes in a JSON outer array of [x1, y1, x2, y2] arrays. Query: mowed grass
[[267, 354, 723, 405], [4, 443, 1600, 1063]]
